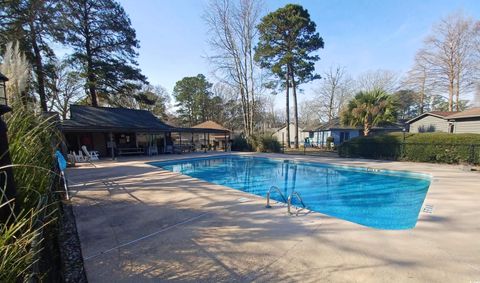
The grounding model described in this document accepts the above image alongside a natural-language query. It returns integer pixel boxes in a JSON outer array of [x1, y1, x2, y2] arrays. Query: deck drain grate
[[423, 204, 434, 214]]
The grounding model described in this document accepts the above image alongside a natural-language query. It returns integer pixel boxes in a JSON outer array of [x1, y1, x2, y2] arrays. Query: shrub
[[231, 135, 255, 151], [231, 134, 281, 153], [256, 135, 281, 153], [6, 109, 61, 207], [403, 133, 480, 164], [338, 134, 402, 160], [326, 136, 334, 150], [1, 106, 61, 281], [338, 132, 480, 164]]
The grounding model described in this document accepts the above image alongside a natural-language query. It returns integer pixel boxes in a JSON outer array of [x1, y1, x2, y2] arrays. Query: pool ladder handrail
[[265, 186, 287, 208], [287, 191, 306, 215]]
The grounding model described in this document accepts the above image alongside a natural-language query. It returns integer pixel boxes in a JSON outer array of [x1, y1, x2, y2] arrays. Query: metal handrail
[[288, 191, 306, 215], [265, 186, 287, 208]]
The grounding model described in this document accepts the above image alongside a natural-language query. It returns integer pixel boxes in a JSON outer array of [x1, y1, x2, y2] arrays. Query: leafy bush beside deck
[[338, 132, 480, 164]]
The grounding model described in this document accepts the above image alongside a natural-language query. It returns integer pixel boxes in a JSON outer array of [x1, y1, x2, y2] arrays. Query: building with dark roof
[[407, 108, 480, 134], [190, 121, 231, 150], [406, 111, 458, 133], [445, 108, 480, 134], [303, 118, 403, 147], [62, 105, 230, 157]]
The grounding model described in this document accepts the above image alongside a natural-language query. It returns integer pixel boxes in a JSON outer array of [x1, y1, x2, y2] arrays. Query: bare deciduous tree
[[314, 66, 354, 123], [46, 59, 84, 119], [421, 12, 478, 111], [204, 0, 263, 137], [299, 99, 322, 128], [355, 69, 399, 93], [402, 51, 436, 114]]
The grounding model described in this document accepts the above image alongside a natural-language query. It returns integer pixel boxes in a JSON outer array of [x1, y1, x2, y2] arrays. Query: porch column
[[109, 132, 115, 160], [224, 132, 227, 152], [207, 133, 210, 151], [179, 132, 182, 153], [163, 132, 167, 153], [204, 132, 206, 153]]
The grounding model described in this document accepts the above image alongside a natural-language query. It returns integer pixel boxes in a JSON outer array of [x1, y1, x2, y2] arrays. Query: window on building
[[340, 132, 350, 143]]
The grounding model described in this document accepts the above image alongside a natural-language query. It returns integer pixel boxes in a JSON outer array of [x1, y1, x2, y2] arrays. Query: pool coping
[[148, 154, 433, 230], [67, 151, 480, 282]]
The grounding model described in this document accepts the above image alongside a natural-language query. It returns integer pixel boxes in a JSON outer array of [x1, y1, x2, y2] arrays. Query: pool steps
[[266, 185, 306, 216], [287, 191, 306, 216], [265, 186, 287, 208]]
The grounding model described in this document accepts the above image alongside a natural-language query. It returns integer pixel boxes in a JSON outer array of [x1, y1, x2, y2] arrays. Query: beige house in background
[[446, 108, 480, 134], [272, 123, 308, 146], [407, 108, 480, 134], [407, 111, 456, 133]]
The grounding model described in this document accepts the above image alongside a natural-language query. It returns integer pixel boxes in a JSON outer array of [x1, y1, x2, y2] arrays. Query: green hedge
[[231, 135, 254, 151], [256, 135, 281, 153], [231, 134, 281, 153], [338, 133, 480, 164]]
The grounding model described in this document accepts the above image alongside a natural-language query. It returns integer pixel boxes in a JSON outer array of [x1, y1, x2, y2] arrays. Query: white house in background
[[407, 108, 480, 134], [272, 123, 307, 146]]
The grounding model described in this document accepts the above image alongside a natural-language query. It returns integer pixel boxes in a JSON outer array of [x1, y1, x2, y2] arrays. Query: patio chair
[[148, 145, 158, 156], [82, 145, 99, 161], [72, 151, 86, 163]]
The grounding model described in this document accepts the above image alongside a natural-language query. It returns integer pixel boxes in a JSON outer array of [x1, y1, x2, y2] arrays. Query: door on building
[[339, 132, 350, 143]]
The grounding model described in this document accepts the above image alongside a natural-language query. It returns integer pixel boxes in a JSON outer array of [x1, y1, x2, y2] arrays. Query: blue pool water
[[150, 156, 431, 230]]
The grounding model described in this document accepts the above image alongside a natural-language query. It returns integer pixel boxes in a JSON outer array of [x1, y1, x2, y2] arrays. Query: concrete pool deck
[[67, 152, 480, 282]]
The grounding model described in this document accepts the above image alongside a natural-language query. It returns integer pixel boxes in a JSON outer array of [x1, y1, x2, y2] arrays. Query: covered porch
[[64, 129, 230, 158], [62, 105, 231, 158]]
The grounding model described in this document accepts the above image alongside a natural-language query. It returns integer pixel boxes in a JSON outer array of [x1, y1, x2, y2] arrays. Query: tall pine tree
[[255, 4, 324, 148], [62, 0, 146, 106], [0, 0, 62, 111]]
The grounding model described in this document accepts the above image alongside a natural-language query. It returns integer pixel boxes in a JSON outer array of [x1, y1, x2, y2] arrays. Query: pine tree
[[0, 0, 62, 111], [61, 0, 146, 106], [255, 4, 324, 148]]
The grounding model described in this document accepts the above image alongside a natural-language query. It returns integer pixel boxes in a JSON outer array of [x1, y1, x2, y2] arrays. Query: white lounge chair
[[72, 151, 86, 162], [148, 145, 158, 156], [81, 145, 99, 161], [165, 145, 173, 154]]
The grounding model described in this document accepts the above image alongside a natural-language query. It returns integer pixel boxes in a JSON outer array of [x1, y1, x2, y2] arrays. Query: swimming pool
[[150, 155, 431, 230]]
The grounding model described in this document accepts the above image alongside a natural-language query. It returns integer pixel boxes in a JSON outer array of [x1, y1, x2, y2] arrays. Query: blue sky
[[118, 0, 480, 105]]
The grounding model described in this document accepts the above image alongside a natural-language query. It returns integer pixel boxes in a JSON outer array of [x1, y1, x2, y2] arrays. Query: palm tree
[[340, 89, 397, 136]]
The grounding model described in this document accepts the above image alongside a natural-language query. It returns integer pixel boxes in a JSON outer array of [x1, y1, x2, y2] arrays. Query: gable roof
[[447, 107, 480, 119], [192, 120, 230, 132], [305, 118, 403, 132], [306, 118, 359, 131], [62, 105, 174, 132], [274, 122, 304, 133], [406, 111, 459, 124]]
